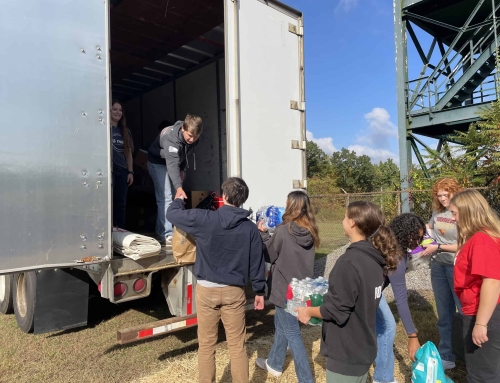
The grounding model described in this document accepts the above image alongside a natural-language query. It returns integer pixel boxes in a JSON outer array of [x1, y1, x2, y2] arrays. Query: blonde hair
[[450, 189, 500, 248], [432, 177, 463, 213], [183, 114, 203, 136]]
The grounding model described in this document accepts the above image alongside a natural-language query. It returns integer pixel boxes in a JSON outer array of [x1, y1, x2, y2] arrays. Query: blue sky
[[284, 0, 406, 164]]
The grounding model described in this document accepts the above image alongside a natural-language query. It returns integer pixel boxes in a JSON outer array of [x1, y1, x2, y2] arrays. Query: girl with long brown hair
[[111, 99, 134, 228], [296, 201, 400, 383], [255, 190, 319, 382], [450, 189, 500, 382]]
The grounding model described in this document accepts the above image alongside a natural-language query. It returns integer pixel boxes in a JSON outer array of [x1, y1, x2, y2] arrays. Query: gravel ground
[[314, 243, 433, 299]]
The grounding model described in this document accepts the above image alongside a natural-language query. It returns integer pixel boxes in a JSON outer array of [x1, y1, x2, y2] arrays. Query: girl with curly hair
[[296, 201, 400, 383], [373, 213, 426, 383], [421, 177, 463, 370], [450, 189, 500, 382]]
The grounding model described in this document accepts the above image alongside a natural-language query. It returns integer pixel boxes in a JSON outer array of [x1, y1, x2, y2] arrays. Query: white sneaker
[[255, 358, 282, 377], [165, 235, 173, 243], [442, 360, 456, 370]]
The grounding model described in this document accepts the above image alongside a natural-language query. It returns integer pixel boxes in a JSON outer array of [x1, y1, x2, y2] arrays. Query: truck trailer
[[0, 0, 306, 336]]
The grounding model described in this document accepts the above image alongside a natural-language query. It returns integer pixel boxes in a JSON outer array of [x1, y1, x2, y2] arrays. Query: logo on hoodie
[[375, 285, 382, 299]]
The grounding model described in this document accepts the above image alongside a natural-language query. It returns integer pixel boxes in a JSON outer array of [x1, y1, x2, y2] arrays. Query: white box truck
[[0, 0, 306, 338]]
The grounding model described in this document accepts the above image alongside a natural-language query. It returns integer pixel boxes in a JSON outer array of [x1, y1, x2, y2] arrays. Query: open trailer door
[[225, 0, 306, 212], [0, 0, 111, 273]]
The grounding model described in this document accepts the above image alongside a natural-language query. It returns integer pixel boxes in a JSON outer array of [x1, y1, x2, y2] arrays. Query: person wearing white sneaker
[[255, 191, 318, 383], [451, 190, 500, 382], [421, 178, 463, 369]]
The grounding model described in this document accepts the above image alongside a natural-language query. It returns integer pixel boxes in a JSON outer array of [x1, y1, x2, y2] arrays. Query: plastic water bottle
[[309, 288, 324, 325]]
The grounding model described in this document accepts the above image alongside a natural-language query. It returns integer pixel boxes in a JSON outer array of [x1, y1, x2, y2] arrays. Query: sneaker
[[442, 360, 456, 370], [255, 358, 282, 377]]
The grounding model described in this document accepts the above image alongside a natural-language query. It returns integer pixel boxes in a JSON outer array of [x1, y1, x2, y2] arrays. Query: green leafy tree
[[306, 141, 333, 177], [374, 158, 401, 190], [330, 148, 376, 192]]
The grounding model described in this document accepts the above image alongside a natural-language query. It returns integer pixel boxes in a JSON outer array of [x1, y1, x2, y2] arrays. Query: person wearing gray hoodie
[[147, 114, 203, 245], [255, 191, 320, 383]]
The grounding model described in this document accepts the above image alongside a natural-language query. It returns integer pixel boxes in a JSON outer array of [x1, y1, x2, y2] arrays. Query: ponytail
[[347, 201, 402, 275], [370, 225, 401, 274]]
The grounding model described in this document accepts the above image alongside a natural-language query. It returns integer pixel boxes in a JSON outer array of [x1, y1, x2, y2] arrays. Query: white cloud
[[357, 107, 398, 148], [335, 0, 358, 13], [306, 130, 337, 156], [347, 144, 399, 164]]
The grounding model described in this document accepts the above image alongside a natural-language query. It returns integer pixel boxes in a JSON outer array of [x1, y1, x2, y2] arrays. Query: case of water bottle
[[255, 205, 285, 233], [285, 276, 328, 325]]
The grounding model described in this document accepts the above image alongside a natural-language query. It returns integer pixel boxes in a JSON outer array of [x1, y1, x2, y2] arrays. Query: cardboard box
[[189, 191, 212, 208]]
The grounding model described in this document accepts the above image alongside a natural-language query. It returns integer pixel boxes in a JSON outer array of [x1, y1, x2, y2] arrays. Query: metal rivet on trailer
[[98, 243, 104, 249], [98, 118, 104, 124], [82, 180, 89, 187], [96, 46, 101, 51], [82, 170, 88, 177], [81, 111, 87, 117], [98, 232, 105, 240], [96, 171, 103, 176], [80, 235, 87, 241], [96, 180, 102, 188], [96, 54, 102, 60], [98, 110, 104, 115], [80, 48, 86, 54], [80, 245, 87, 251]]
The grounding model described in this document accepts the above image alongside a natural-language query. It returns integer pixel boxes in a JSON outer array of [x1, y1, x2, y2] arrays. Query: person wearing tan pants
[[197, 285, 248, 383], [166, 177, 266, 383]]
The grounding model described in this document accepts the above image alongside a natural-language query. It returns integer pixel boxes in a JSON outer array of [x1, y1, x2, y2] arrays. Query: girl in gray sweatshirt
[[255, 191, 320, 383]]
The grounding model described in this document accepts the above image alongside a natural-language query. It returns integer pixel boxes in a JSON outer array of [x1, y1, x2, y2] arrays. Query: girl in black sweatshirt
[[255, 191, 320, 382], [297, 201, 401, 383]]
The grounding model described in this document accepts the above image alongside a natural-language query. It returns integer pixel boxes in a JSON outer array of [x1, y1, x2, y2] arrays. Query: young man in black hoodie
[[166, 177, 266, 383], [147, 114, 203, 245]]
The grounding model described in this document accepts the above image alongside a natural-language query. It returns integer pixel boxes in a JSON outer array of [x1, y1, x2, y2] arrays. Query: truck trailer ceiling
[[110, 0, 224, 101]]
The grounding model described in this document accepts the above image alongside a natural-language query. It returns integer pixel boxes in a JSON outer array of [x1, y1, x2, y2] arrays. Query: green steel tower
[[394, 0, 500, 211]]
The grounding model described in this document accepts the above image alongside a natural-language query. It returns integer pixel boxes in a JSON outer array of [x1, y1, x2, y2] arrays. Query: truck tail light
[[114, 282, 127, 298], [133, 278, 146, 293]]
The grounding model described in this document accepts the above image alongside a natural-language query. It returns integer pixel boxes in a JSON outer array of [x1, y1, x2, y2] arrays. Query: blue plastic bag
[[411, 341, 454, 383]]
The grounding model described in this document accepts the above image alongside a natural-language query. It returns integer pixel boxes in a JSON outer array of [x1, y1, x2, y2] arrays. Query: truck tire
[[13, 272, 36, 333], [0, 274, 14, 314]]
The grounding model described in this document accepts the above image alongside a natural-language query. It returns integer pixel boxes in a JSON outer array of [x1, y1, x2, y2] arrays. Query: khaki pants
[[196, 284, 248, 383]]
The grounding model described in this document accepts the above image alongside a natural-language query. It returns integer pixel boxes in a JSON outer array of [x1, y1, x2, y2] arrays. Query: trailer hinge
[[291, 140, 307, 150], [288, 23, 303, 36], [290, 100, 305, 111], [292, 179, 307, 189]]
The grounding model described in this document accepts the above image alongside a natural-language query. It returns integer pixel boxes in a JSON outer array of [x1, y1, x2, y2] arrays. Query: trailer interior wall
[[124, 58, 227, 194]]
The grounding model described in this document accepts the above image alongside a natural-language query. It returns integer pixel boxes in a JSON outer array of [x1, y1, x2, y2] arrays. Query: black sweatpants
[[463, 304, 500, 383]]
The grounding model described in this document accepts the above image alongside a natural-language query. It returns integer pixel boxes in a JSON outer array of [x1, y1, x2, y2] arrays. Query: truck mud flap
[[34, 269, 89, 334]]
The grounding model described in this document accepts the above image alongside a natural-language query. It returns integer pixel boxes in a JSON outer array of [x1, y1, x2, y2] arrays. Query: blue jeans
[[112, 166, 128, 229], [147, 161, 174, 239], [267, 306, 314, 383], [374, 294, 397, 383], [431, 261, 462, 362]]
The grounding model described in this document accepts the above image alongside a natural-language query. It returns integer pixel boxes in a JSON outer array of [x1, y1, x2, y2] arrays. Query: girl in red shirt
[[450, 189, 500, 382]]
